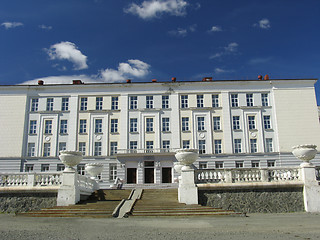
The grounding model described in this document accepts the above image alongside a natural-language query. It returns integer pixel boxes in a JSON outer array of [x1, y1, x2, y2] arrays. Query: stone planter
[[175, 149, 198, 170], [85, 163, 104, 180], [173, 162, 183, 174], [59, 151, 83, 172], [292, 144, 317, 166]]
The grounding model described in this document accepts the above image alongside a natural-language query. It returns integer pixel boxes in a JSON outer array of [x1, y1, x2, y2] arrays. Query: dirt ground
[[0, 212, 319, 240]]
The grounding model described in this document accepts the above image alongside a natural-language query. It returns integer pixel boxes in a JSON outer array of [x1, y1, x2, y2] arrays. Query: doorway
[[144, 168, 154, 183], [127, 168, 137, 184], [162, 167, 172, 183]]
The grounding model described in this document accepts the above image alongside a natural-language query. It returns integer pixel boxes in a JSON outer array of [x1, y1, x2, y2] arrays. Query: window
[[146, 141, 154, 153], [213, 117, 221, 130], [61, 98, 69, 111], [199, 140, 206, 154], [129, 141, 138, 153], [212, 95, 219, 108], [79, 119, 87, 133], [231, 94, 238, 107], [181, 117, 189, 131], [235, 161, 244, 168], [29, 120, 37, 134], [266, 138, 273, 152], [197, 117, 205, 131], [94, 142, 102, 156], [146, 96, 153, 109], [214, 140, 222, 154], [215, 161, 223, 169], [233, 116, 240, 130], [112, 96, 119, 110], [31, 98, 38, 112], [59, 142, 67, 152], [146, 118, 154, 132], [60, 120, 68, 134], [43, 143, 51, 157], [44, 120, 52, 134], [110, 142, 118, 155], [41, 164, 49, 172], [263, 116, 271, 130], [261, 93, 269, 107], [199, 162, 207, 169], [57, 164, 65, 171], [162, 95, 169, 109], [250, 139, 257, 153], [79, 142, 86, 156], [46, 98, 54, 111], [181, 95, 188, 108], [80, 97, 87, 111], [130, 96, 137, 109], [162, 140, 170, 152], [130, 118, 138, 132], [197, 95, 204, 108], [77, 164, 85, 175], [25, 164, 34, 172], [96, 97, 103, 110], [234, 139, 242, 153], [162, 118, 170, 132], [248, 116, 256, 130], [251, 161, 260, 168], [267, 160, 275, 167], [95, 119, 103, 133], [246, 93, 253, 106], [109, 163, 117, 181], [111, 119, 118, 133], [183, 140, 190, 149], [27, 143, 35, 157]]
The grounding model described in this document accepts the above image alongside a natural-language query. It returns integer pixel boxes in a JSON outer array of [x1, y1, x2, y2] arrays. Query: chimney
[[38, 80, 44, 85], [264, 74, 269, 80], [171, 77, 176, 82], [72, 80, 83, 85], [202, 77, 213, 82], [126, 79, 131, 83], [152, 79, 157, 82], [258, 75, 263, 80]]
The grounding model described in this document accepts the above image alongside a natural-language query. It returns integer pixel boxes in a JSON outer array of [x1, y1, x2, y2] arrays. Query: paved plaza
[[0, 212, 319, 240]]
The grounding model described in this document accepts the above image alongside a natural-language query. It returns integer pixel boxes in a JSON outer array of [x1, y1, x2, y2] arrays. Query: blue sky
[[1, 0, 320, 104]]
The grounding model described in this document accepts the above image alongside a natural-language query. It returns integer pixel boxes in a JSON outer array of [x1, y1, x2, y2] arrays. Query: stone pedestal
[[57, 171, 80, 206], [178, 169, 198, 205]]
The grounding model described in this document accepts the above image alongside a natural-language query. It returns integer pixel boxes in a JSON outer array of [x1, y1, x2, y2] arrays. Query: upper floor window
[[96, 97, 103, 110], [233, 116, 240, 130], [212, 95, 219, 108], [263, 115, 271, 129], [79, 142, 86, 156], [146, 96, 153, 109], [129, 141, 138, 153], [61, 98, 69, 111], [31, 98, 38, 112], [261, 93, 269, 107], [95, 119, 103, 133], [94, 142, 102, 156], [112, 96, 119, 110], [60, 120, 68, 134], [129, 118, 138, 133], [213, 116, 221, 131], [231, 94, 238, 107], [110, 119, 118, 133], [146, 141, 154, 152], [44, 120, 52, 134], [197, 116, 205, 131], [265, 138, 273, 152], [197, 95, 204, 108], [59, 142, 67, 152], [181, 95, 188, 108], [250, 139, 257, 153], [79, 119, 87, 133], [246, 93, 253, 107], [162, 95, 169, 109], [182, 140, 190, 149], [130, 96, 137, 109], [162, 118, 170, 132], [27, 143, 35, 157], [234, 139, 242, 153], [110, 142, 118, 155], [248, 116, 256, 130], [181, 117, 189, 131], [43, 143, 51, 157], [162, 140, 170, 152], [214, 139, 222, 154], [46, 98, 54, 111], [198, 140, 206, 154], [146, 118, 154, 132], [29, 120, 37, 134], [80, 97, 87, 111]]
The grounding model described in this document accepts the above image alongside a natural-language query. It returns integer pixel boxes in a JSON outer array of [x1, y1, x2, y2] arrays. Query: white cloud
[[214, 68, 234, 74], [46, 41, 88, 70], [254, 18, 271, 29], [209, 26, 222, 32], [39, 24, 52, 30], [224, 42, 238, 52], [210, 42, 239, 59], [169, 24, 196, 37], [124, 0, 188, 19], [1, 22, 23, 29]]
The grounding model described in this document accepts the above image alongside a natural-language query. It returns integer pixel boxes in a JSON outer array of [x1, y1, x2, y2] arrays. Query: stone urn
[[85, 163, 104, 180], [59, 151, 83, 172], [175, 149, 198, 170], [292, 144, 317, 166], [173, 162, 183, 175]]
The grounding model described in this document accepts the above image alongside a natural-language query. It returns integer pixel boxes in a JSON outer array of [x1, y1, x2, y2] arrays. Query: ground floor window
[[215, 161, 223, 169], [57, 164, 65, 171], [199, 161, 208, 169], [25, 164, 34, 172], [235, 161, 244, 168], [41, 164, 49, 172], [77, 164, 85, 175], [109, 163, 117, 181], [251, 160, 260, 168], [267, 160, 275, 167]]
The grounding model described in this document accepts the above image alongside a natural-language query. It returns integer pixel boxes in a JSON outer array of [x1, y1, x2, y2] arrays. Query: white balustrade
[[0, 172, 62, 187]]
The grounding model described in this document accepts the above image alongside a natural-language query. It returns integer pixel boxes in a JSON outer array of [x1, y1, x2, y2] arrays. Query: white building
[[0, 78, 319, 188]]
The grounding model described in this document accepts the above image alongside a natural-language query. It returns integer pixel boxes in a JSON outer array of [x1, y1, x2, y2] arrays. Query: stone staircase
[[130, 189, 244, 217], [17, 189, 131, 218]]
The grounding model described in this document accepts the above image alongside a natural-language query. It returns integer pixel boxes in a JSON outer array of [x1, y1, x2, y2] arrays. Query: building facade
[[0, 78, 319, 188]]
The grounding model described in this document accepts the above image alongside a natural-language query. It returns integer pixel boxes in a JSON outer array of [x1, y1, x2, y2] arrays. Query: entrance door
[[127, 168, 137, 184], [144, 168, 154, 183], [162, 167, 172, 183]]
